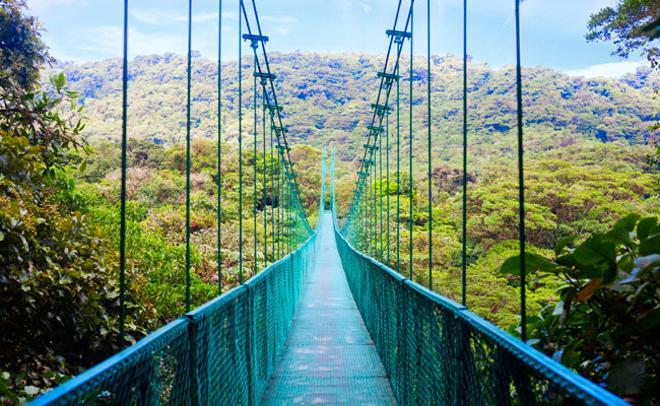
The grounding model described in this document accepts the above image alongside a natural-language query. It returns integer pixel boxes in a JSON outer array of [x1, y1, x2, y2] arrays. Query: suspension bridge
[[32, 0, 627, 405]]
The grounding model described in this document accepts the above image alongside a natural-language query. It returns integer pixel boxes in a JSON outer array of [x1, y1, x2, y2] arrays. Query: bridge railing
[[31, 230, 318, 406], [333, 209, 625, 406]]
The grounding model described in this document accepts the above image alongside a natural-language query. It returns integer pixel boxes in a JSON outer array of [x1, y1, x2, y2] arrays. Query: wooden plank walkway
[[262, 212, 395, 405]]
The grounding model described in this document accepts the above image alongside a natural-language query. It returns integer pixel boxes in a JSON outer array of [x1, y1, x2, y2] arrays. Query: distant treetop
[[586, 0, 660, 70]]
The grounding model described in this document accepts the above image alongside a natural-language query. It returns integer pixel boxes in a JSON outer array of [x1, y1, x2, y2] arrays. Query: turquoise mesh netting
[[31, 231, 318, 406], [333, 209, 625, 406]]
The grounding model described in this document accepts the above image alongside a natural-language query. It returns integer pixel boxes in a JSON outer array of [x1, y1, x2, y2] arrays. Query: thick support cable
[[184, 0, 193, 312], [343, 0, 409, 233], [217, 0, 223, 294], [245, 0, 311, 234], [119, 0, 129, 342], [515, 0, 527, 341], [426, 0, 433, 289], [240, 1, 313, 238], [461, 0, 468, 306], [238, 0, 244, 284]]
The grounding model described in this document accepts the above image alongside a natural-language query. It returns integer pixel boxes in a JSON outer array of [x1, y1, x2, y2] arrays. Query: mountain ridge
[[52, 52, 658, 166]]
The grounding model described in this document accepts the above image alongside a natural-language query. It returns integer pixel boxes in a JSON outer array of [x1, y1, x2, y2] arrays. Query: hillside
[[53, 51, 658, 329], [55, 52, 659, 166]]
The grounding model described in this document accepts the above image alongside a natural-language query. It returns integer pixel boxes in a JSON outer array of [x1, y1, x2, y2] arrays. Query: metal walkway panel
[[261, 212, 396, 405]]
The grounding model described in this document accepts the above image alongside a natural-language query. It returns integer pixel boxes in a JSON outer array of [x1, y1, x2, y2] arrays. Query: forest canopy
[[1, 0, 658, 403]]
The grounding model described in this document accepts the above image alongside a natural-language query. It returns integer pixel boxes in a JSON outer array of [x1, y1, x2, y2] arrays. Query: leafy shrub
[[501, 214, 660, 402]]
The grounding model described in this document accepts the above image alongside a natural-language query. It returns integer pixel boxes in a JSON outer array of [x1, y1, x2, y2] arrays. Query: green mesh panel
[[188, 286, 251, 405], [333, 210, 625, 406], [32, 232, 318, 406], [28, 319, 194, 405]]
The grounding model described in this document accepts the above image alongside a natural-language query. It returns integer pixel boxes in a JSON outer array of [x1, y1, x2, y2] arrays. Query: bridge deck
[[262, 212, 395, 405]]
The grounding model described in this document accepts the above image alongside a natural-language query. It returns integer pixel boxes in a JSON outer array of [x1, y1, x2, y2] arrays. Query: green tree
[[0, 1, 130, 401], [501, 215, 660, 402], [0, 0, 49, 91], [586, 0, 660, 69]]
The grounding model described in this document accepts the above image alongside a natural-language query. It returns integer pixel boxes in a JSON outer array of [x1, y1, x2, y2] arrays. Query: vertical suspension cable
[[262, 94, 267, 266], [277, 156, 282, 257], [362, 191, 366, 250], [238, 0, 244, 284], [286, 179, 290, 253], [184, 0, 193, 312], [282, 174, 286, 253], [217, 0, 223, 294], [372, 163, 377, 257], [461, 0, 468, 306], [515, 0, 527, 341], [363, 168, 367, 252], [253, 50, 258, 276], [408, 8, 414, 280], [281, 157, 285, 255], [270, 112, 275, 259], [288, 180, 293, 252], [321, 149, 326, 211], [426, 0, 433, 289], [370, 165, 374, 256], [284, 159, 287, 254], [366, 168, 371, 254], [119, 0, 129, 342], [333, 149, 337, 208], [379, 120, 384, 260], [360, 190, 365, 250], [369, 161, 373, 257], [396, 64, 401, 273], [282, 173, 287, 254], [386, 105, 391, 264]]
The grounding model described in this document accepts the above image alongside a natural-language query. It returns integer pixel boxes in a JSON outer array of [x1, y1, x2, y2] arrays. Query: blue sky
[[27, 0, 643, 77]]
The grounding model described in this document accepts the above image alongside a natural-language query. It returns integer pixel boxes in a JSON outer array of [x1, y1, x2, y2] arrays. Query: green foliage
[[0, 134, 123, 396], [0, 0, 49, 90], [586, 0, 660, 69], [468, 154, 655, 248], [0, 67, 124, 405], [0, 3, 135, 401], [89, 202, 216, 325], [501, 215, 660, 402]]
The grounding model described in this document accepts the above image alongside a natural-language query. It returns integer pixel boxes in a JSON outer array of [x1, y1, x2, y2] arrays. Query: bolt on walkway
[[262, 212, 395, 404]]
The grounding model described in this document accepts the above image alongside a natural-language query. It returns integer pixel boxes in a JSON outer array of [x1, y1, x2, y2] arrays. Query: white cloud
[[360, 3, 374, 14], [565, 61, 644, 78]]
